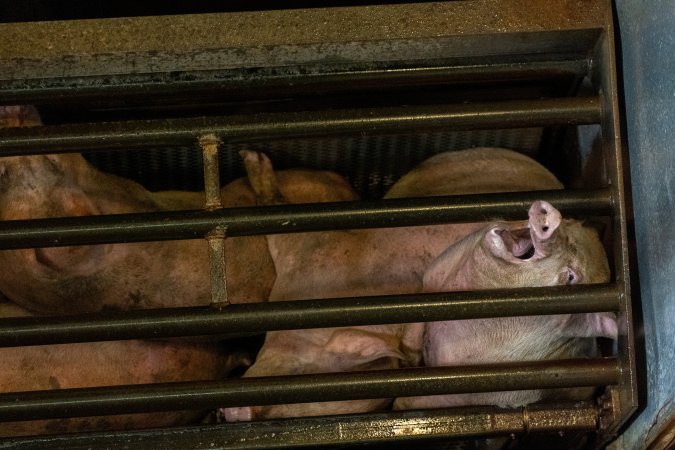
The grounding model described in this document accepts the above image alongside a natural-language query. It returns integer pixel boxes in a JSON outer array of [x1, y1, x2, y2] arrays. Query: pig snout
[[528, 200, 562, 257]]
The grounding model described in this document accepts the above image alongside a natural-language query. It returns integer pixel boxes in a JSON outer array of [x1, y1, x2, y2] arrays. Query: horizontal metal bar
[[0, 59, 589, 104], [0, 284, 619, 347], [0, 358, 618, 422], [0, 402, 599, 449], [0, 97, 601, 155], [0, 188, 612, 250]]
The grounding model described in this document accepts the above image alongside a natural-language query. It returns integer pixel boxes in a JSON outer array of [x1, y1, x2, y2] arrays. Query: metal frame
[[2, 403, 601, 450], [0, 0, 636, 448]]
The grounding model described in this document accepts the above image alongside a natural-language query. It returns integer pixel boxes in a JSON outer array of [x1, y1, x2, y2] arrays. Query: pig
[[0, 106, 358, 314], [223, 149, 614, 422], [380, 148, 617, 410], [0, 301, 246, 437], [392, 200, 617, 410]]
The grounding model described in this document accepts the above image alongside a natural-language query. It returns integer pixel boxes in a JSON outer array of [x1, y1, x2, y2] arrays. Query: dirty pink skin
[[393, 201, 615, 410], [224, 149, 613, 421], [0, 106, 358, 314], [386, 149, 616, 410], [0, 301, 246, 436]]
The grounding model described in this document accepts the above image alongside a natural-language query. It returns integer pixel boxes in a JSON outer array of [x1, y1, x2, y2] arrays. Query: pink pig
[[223, 149, 614, 421], [0, 300, 245, 437], [0, 106, 358, 314]]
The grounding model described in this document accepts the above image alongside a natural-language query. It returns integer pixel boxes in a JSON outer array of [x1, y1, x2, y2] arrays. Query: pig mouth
[[499, 227, 535, 260]]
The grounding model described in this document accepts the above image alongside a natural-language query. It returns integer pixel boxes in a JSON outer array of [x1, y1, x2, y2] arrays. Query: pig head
[[394, 200, 616, 410]]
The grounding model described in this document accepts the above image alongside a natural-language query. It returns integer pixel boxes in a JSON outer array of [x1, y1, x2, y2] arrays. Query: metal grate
[[0, 1, 636, 448], [81, 128, 544, 198]]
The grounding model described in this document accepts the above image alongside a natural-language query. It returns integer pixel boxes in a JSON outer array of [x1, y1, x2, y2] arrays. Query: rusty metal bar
[[0, 358, 618, 422], [200, 134, 223, 211], [0, 402, 599, 449], [0, 284, 619, 347], [590, 2, 639, 446], [0, 97, 602, 155], [200, 134, 229, 306], [0, 188, 612, 250], [206, 230, 229, 306], [0, 59, 589, 105]]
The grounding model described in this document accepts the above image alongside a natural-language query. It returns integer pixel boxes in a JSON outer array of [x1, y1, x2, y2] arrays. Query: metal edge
[[0, 1, 606, 59], [0, 402, 600, 450], [592, 1, 639, 446]]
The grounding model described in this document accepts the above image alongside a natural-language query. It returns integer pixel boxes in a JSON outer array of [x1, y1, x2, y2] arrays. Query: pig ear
[[33, 188, 108, 275], [325, 329, 406, 367]]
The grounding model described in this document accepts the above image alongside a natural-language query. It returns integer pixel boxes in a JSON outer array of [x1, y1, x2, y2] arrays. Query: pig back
[[0, 151, 358, 313], [385, 147, 563, 198]]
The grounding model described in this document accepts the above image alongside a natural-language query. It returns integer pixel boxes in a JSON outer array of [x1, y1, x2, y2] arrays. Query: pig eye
[[565, 268, 578, 285]]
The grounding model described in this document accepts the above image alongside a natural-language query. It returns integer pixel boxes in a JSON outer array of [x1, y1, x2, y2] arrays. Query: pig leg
[[240, 150, 285, 206]]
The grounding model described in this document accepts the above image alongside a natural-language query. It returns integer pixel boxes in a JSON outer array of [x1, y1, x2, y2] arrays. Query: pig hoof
[[221, 406, 254, 422]]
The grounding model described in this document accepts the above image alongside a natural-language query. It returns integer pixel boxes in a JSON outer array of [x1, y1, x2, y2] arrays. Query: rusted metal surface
[[0, 403, 599, 450], [0, 98, 602, 155], [200, 134, 229, 305], [0, 0, 605, 81], [200, 134, 223, 211]]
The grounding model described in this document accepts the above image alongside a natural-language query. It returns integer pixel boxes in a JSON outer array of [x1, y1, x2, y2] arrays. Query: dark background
[[0, 0, 441, 22]]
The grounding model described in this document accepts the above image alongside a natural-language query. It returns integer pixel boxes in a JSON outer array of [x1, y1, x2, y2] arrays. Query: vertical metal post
[[199, 134, 229, 306]]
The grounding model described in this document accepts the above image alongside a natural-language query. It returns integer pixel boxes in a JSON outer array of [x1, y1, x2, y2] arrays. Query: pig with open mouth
[[223, 149, 615, 421]]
